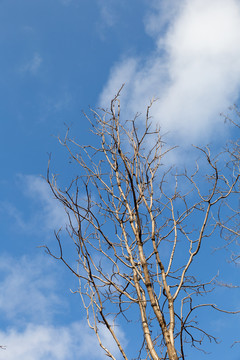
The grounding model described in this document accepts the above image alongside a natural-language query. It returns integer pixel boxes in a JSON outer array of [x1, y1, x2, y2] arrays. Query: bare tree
[[44, 90, 240, 360], [217, 106, 240, 264]]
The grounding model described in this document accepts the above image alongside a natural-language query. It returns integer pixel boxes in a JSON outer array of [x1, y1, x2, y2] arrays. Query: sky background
[[0, 0, 240, 359]]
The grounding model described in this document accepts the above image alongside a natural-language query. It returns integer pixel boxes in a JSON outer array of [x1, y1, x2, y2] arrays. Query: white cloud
[[0, 322, 100, 360], [0, 323, 77, 360], [20, 53, 42, 75], [99, 0, 240, 144], [0, 321, 127, 360], [2, 173, 79, 236], [144, 0, 182, 37], [0, 254, 127, 359], [16, 174, 68, 233], [99, 58, 138, 103], [0, 255, 63, 324]]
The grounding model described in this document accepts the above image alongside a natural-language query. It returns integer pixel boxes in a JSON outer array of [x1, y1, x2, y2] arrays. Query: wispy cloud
[[1, 174, 69, 239], [44, 92, 72, 115], [97, 0, 117, 28], [18, 174, 67, 233], [0, 323, 82, 360], [20, 53, 42, 75], [0, 320, 126, 360], [0, 253, 127, 359], [0, 255, 63, 324], [96, 0, 128, 39], [99, 0, 240, 144]]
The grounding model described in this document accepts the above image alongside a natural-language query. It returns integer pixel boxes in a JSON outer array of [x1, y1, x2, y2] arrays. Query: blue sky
[[0, 0, 240, 359]]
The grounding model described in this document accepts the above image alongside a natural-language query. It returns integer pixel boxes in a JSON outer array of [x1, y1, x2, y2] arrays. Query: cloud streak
[[99, 0, 240, 144], [0, 254, 126, 359], [0, 321, 126, 360], [0, 255, 63, 324], [6, 174, 68, 234], [20, 53, 42, 75]]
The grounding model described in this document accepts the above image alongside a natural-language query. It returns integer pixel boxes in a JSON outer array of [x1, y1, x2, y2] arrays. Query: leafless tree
[[44, 89, 240, 360], [217, 106, 240, 264]]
